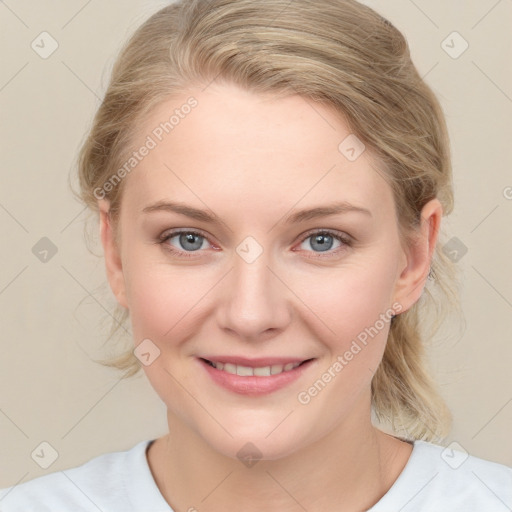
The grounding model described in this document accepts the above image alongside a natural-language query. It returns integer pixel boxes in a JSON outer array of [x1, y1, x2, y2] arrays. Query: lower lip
[[197, 358, 315, 396]]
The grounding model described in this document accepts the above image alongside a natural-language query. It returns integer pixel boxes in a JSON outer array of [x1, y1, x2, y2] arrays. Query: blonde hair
[[76, 0, 461, 441]]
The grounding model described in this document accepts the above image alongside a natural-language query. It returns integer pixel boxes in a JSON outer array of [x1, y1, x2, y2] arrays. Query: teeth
[[223, 363, 237, 374], [236, 365, 253, 376], [253, 366, 271, 376], [210, 360, 301, 376], [271, 364, 283, 375]]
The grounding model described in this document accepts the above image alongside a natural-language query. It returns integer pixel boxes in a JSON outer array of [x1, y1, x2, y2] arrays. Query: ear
[[392, 198, 443, 314], [98, 199, 128, 309]]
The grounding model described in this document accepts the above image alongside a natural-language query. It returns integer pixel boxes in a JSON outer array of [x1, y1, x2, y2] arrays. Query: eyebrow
[[142, 200, 372, 225]]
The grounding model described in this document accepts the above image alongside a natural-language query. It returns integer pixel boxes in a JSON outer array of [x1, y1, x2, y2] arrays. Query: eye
[[159, 229, 214, 258], [296, 229, 352, 258], [158, 228, 352, 259]]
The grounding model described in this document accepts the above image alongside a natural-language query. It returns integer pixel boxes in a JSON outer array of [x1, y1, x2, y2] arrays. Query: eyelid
[[159, 227, 212, 242], [158, 227, 352, 257], [159, 228, 351, 245], [159, 228, 218, 251], [298, 227, 353, 244], [293, 228, 353, 259], [158, 228, 216, 259]]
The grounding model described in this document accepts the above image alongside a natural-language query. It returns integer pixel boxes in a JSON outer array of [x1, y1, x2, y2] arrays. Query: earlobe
[[392, 198, 443, 314], [98, 200, 128, 309]]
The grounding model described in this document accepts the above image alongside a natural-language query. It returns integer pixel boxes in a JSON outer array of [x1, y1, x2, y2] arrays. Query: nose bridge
[[218, 238, 290, 338]]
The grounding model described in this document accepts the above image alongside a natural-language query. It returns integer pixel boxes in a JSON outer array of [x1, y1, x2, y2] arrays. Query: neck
[[147, 399, 412, 512]]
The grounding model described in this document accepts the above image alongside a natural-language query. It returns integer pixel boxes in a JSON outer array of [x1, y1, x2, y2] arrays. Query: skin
[[98, 81, 442, 511]]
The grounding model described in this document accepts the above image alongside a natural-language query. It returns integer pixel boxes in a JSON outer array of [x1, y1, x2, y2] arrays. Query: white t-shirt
[[0, 439, 510, 511]]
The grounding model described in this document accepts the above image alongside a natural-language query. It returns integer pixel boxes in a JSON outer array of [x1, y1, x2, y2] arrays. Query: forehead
[[121, 82, 394, 221]]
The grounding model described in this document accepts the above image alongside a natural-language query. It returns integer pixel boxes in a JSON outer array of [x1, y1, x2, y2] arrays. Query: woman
[[1, 0, 510, 510]]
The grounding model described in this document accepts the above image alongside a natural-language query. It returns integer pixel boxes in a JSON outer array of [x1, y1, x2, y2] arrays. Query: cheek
[[126, 265, 200, 341], [124, 263, 210, 411], [295, 255, 399, 345], [123, 247, 222, 355], [292, 260, 397, 429]]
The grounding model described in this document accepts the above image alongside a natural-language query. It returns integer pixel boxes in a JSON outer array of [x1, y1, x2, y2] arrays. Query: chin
[[206, 432, 305, 463], [193, 412, 314, 463]]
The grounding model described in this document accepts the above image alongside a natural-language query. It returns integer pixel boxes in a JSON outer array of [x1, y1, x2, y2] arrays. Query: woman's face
[[100, 81, 437, 460]]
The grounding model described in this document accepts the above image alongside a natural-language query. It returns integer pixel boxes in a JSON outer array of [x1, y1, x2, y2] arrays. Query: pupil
[[313, 234, 332, 252], [181, 233, 202, 251]]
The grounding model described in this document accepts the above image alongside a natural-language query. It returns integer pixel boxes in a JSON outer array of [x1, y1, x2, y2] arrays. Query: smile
[[202, 359, 304, 376], [197, 357, 316, 395]]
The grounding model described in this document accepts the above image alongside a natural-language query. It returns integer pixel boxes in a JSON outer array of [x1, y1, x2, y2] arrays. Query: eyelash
[[157, 228, 352, 259]]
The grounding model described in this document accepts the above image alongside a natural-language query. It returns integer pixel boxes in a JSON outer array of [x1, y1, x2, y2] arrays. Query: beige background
[[0, 0, 511, 488]]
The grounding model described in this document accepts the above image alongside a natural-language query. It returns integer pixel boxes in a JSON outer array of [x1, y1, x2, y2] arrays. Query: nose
[[216, 246, 292, 341]]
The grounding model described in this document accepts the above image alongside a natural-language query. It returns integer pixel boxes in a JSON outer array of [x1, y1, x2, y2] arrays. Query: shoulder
[[0, 440, 153, 512], [371, 440, 512, 512]]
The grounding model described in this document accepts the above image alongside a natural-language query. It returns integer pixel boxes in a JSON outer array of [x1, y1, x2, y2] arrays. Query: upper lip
[[199, 356, 313, 367]]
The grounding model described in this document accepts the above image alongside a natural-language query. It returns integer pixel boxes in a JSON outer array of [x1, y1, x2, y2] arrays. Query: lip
[[199, 355, 308, 367], [197, 356, 316, 396]]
